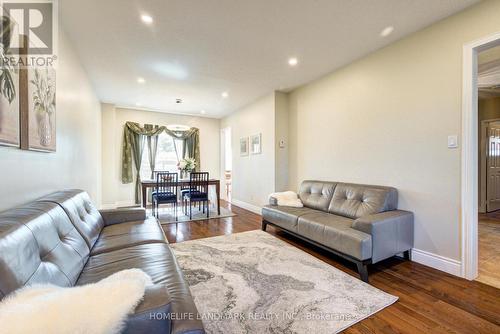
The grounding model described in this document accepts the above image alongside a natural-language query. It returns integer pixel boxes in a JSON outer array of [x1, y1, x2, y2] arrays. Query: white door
[[487, 121, 500, 212]]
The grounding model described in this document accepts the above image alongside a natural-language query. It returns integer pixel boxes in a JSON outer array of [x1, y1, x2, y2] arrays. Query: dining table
[[141, 178, 221, 215]]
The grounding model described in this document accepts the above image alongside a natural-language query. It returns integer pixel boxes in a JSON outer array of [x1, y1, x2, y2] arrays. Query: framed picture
[[250, 133, 261, 154], [0, 64, 19, 147], [26, 67, 56, 152], [240, 137, 249, 156]]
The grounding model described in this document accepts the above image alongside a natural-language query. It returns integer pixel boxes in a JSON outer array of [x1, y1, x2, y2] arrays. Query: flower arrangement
[[178, 157, 196, 172]]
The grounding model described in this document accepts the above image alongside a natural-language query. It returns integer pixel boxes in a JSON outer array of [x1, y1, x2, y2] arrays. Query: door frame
[[461, 31, 500, 280]]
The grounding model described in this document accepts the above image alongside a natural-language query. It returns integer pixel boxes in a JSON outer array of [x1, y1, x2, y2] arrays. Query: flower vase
[[38, 112, 52, 147]]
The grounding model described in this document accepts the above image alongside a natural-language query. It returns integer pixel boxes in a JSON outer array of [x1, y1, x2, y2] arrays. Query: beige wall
[[101, 106, 220, 207], [479, 96, 500, 121], [288, 0, 500, 262], [221, 93, 276, 209], [0, 30, 102, 211]]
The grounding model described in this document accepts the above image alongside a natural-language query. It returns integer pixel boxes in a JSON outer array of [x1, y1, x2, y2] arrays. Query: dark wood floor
[[161, 201, 500, 333]]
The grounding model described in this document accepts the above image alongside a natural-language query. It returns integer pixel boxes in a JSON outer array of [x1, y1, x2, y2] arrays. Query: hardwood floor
[[477, 214, 500, 289], [161, 201, 500, 333]]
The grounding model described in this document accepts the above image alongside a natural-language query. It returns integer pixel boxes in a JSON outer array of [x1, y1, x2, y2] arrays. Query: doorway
[[476, 44, 500, 289], [462, 31, 500, 282]]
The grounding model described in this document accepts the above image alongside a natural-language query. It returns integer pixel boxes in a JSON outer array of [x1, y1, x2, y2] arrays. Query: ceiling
[[60, 0, 479, 118]]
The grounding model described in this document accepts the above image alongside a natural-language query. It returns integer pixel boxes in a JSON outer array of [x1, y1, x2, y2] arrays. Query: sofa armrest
[[124, 285, 173, 334], [351, 210, 414, 263], [99, 207, 147, 226]]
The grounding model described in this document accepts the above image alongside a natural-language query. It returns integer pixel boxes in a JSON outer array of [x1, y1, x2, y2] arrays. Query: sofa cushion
[[90, 217, 168, 255], [77, 243, 204, 334], [297, 211, 372, 260], [39, 190, 105, 249], [328, 183, 398, 219], [261, 205, 316, 232], [298, 180, 337, 211], [0, 202, 90, 299]]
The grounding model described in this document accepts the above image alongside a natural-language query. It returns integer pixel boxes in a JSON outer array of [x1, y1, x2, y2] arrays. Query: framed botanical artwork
[[250, 133, 261, 154], [26, 67, 56, 152], [0, 63, 19, 147], [240, 137, 249, 156], [0, 14, 19, 148]]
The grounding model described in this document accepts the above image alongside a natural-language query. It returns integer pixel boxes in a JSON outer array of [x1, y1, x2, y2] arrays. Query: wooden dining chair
[[152, 172, 178, 220], [183, 172, 209, 219]]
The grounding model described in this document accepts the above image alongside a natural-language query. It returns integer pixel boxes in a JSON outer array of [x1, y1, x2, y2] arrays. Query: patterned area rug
[[171, 231, 398, 334]]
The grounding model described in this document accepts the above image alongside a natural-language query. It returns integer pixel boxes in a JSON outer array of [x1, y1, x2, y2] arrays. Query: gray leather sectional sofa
[[262, 181, 414, 282], [0, 190, 204, 334]]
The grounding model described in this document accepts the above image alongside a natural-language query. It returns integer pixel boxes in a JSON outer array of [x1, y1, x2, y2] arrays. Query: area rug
[[170, 230, 398, 334], [156, 206, 235, 224]]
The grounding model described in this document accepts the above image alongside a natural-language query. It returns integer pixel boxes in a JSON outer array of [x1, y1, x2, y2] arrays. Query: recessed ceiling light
[[141, 14, 153, 24], [200, 110, 206, 114], [221, 91, 229, 98], [380, 26, 394, 37], [288, 57, 298, 66], [137, 77, 145, 84], [135, 102, 142, 107]]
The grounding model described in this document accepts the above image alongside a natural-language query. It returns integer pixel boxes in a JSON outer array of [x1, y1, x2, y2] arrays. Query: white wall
[[288, 0, 500, 263], [101, 106, 220, 207], [0, 30, 102, 211], [221, 93, 276, 209]]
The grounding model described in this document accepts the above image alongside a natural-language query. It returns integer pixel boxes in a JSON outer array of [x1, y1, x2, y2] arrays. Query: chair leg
[[174, 202, 177, 221], [189, 201, 192, 220], [261, 220, 267, 231], [206, 200, 209, 218]]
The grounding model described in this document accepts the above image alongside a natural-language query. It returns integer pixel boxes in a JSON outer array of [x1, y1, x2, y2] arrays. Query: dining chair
[[152, 172, 178, 220], [151, 170, 168, 205], [183, 172, 209, 219]]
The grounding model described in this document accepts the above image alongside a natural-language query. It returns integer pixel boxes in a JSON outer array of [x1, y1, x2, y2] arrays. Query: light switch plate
[[448, 135, 458, 148]]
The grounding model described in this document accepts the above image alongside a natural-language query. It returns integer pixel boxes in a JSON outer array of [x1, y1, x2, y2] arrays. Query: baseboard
[[411, 248, 462, 277], [230, 199, 262, 215]]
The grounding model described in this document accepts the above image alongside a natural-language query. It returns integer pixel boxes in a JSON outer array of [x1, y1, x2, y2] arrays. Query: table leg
[[142, 184, 147, 209], [216, 181, 221, 215]]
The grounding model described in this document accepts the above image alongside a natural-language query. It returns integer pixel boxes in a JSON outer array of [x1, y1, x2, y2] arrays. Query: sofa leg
[[261, 220, 268, 231], [403, 250, 412, 261], [356, 262, 369, 283]]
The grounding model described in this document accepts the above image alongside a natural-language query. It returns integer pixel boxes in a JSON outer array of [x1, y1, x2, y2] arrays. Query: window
[[140, 133, 184, 179]]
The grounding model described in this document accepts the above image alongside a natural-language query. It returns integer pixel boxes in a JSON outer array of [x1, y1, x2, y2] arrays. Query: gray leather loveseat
[[0, 190, 204, 334], [262, 181, 414, 282]]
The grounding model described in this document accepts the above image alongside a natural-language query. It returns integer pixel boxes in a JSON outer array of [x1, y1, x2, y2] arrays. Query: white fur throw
[[269, 191, 304, 207], [0, 269, 152, 334]]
